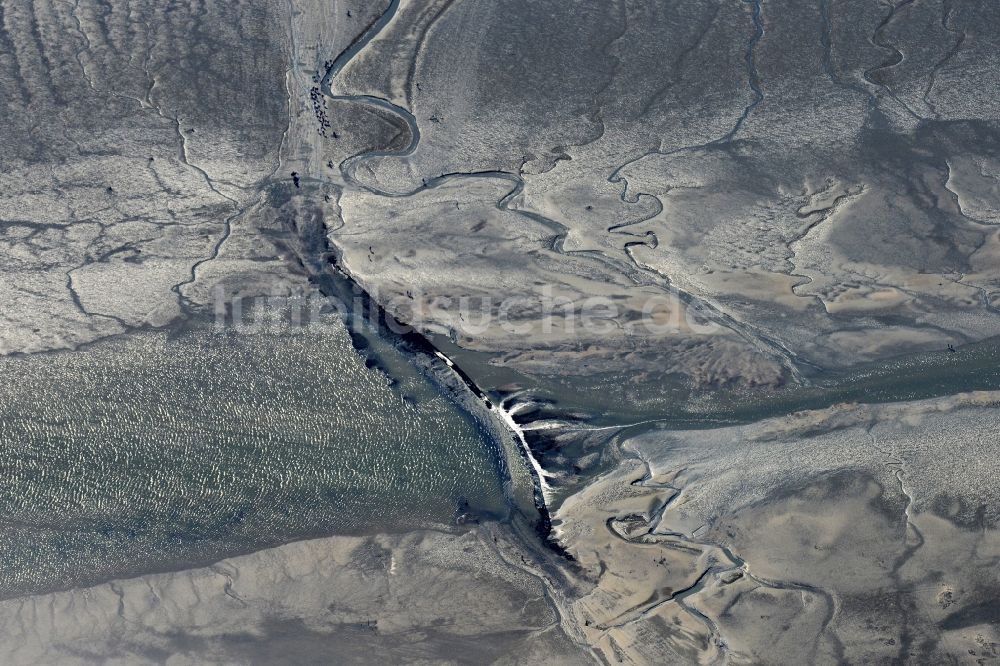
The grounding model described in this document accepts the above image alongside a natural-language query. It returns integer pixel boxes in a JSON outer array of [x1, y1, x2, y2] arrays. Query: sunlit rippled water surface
[[0, 314, 509, 598]]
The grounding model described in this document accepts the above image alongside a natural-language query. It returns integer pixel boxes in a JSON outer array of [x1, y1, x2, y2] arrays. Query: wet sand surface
[[0, 526, 583, 665], [2, 0, 1000, 662]]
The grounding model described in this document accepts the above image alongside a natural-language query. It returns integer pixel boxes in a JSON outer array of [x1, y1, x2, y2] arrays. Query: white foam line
[[433, 350, 553, 505], [491, 401, 555, 504], [520, 421, 563, 432], [433, 350, 454, 367], [561, 418, 670, 432]]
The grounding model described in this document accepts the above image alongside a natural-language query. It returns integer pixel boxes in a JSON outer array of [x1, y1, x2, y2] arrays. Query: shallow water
[[432, 332, 1000, 429], [0, 311, 510, 598]]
